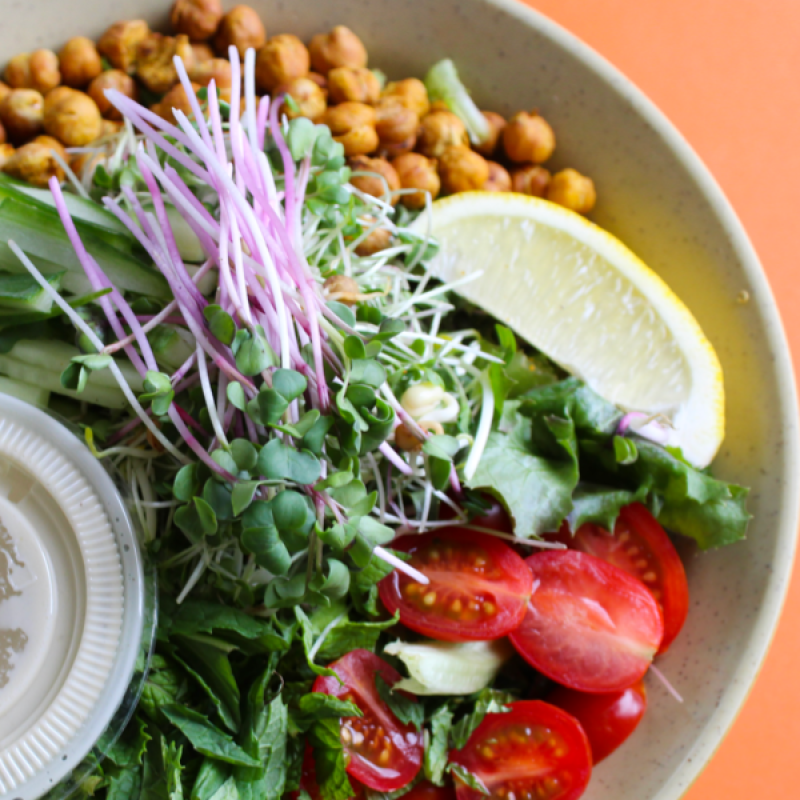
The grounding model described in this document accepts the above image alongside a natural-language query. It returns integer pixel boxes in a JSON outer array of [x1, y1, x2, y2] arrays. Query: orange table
[[518, 0, 800, 795]]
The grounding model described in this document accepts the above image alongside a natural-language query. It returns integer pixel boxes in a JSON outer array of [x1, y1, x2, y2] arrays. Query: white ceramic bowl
[[1, 2, 798, 798]]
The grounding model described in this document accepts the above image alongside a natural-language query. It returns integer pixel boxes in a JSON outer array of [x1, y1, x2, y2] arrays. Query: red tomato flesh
[[449, 700, 592, 800], [548, 504, 689, 653], [402, 781, 456, 800], [547, 680, 647, 763], [509, 550, 664, 693], [378, 529, 533, 642], [312, 649, 423, 791]]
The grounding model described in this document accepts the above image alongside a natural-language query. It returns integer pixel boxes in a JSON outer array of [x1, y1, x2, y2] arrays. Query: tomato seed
[[423, 591, 437, 605]]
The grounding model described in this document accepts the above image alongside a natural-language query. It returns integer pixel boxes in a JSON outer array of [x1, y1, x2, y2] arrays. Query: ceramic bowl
[[1, 1, 797, 798]]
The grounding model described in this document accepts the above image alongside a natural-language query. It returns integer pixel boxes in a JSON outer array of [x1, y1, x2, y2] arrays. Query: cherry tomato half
[[439, 492, 513, 533], [548, 504, 689, 653], [378, 529, 533, 642], [509, 550, 664, 693], [547, 680, 647, 764], [312, 649, 423, 791], [402, 781, 456, 800], [449, 700, 592, 800]]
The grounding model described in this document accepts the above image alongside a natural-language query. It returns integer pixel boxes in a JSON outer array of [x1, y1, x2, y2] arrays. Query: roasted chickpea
[[153, 81, 202, 124], [97, 20, 150, 74], [100, 119, 124, 138], [511, 164, 550, 197], [214, 5, 266, 58], [377, 133, 416, 159], [483, 161, 511, 192], [392, 152, 440, 209], [254, 34, 309, 93], [171, 0, 224, 42], [308, 26, 367, 73], [323, 274, 359, 304], [276, 76, 326, 121], [381, 78, 429, 118], [307, 71, 327, 90], [70, 149, 105, 180], [417, 109, 468, 159], [375, 98, 418, 144], [136, 33, 195, 94], [503, 110, 555, 164], [395, 422, 423, 452], [1, 139, 65, 187], [0, 143, 14, 169], [5, 50, 61, 94], [438, 146, 489, 194], [348, 155, 400, 202], [328, 67, 380, 105], [43, 88, 102, 147], [323, 101, 377, 156], [59, 37, 102, 88], [0, 82, 10, 105], [475, 110, 506, 157], [546, 168, 596, 214], [189, 58, 233, 88], [191, 42, 215, 63], [87, 70, 139, 120], [355, 224, 392, 257], [0, 89, 44, 143], [43, 86, 74, 112]]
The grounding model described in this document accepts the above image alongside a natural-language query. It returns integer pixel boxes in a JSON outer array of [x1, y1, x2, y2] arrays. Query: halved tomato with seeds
[[509, 550, 664, 693], [378, 529, 533, 642], [449, 700, 592, 800], [546, 504, 689, 653], [312, 649, 423, 791]]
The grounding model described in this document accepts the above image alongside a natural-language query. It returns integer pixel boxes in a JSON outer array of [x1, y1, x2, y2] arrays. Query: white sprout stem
[[176, 554, 210, 604], [649, 663, 684, 704], [373, 546, 430, 585], [463, 369, 495, 481], [134, 459, 157, 540], [8, 241, 190, 464], [307, 611, 346, 663], [196, 345, 229, 447]]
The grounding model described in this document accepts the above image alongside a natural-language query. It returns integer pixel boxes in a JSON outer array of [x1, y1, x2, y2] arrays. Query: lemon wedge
[[413, 192, 724, 467]]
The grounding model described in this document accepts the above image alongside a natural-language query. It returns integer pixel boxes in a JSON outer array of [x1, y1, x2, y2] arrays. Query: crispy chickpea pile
[[0, 4, 596, 214]]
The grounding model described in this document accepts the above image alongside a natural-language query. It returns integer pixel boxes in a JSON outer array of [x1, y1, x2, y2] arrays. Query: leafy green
[[161, 706, 261, 767], [424, 705, 453, 786], [450, 689, 515, 750], [375, 674, 424, 731], [466, 410, 578, 536]]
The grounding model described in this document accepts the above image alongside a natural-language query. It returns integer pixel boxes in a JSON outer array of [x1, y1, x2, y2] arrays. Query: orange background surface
[[516, 0, 800, 795]]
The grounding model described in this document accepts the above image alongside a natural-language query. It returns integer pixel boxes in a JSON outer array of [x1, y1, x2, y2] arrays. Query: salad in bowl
[[0, 2, 790, 800]]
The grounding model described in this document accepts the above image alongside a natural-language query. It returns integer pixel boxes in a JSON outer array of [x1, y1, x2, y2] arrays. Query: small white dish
[[0, 394, 145, 800]]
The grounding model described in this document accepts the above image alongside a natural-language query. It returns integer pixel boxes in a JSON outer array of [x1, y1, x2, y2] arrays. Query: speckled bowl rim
[[483, 0, 800, 795]]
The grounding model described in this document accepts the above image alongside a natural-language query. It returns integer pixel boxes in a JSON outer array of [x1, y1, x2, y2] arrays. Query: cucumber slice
[[0, 339, 144, 409], [0, 375, 50, 407], [0, 271, 62, 313], [0, 195, 170, 299], [0, 174, 129, 235]]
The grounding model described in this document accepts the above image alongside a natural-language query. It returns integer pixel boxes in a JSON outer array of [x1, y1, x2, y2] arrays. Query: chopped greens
[[0, 47, 750, 800]]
